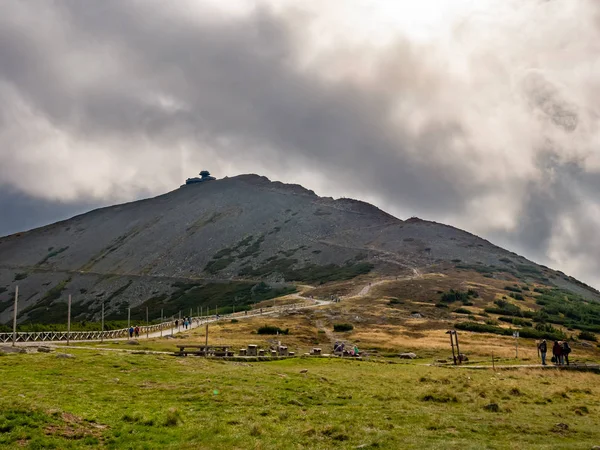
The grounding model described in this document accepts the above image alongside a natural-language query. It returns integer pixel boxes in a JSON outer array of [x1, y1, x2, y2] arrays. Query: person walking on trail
[[552, 340, 562, 365], [129, 326, 134, 338], [562, 341, 571, 365], [175, 319, 179, 329], [134, 326, 140, 338], [538, 339, 547, 365]]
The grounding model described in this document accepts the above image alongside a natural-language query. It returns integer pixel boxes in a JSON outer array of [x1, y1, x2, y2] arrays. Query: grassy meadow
[[3, 269, 600, 449], [2, 350, 600, 450]]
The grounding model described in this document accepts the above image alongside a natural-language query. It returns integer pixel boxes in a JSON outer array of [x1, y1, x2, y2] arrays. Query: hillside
[[0, 174, 598, 326]]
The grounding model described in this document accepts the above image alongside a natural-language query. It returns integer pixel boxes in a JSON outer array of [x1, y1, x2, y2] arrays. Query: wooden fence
[[0, 301, 308, 344]]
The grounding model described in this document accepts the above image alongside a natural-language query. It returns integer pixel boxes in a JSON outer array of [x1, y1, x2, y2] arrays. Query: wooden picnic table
[[175, 345, 234, 357]]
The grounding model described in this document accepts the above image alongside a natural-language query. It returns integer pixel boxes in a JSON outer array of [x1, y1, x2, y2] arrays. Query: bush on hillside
[[257, 325, 289, 335], [578, 331, 597, 342], [333, 323, 354, 332]]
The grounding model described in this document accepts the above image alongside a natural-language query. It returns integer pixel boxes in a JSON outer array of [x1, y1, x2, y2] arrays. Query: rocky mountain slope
[[1, 174, 598, 324]]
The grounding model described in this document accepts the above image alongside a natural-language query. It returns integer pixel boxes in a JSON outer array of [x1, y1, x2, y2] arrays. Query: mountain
[[1, 174, 598, 325]]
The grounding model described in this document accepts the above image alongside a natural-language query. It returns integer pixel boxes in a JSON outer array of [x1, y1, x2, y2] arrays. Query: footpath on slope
[[11, 290, 333, 346]]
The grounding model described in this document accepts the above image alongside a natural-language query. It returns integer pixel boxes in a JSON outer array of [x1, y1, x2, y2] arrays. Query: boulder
[[37, 346, 54, 353], [399, 352, 417, 359], [126, 340, 140, 345], [0, 346, 26, 354], [56, 353, 75, 359]]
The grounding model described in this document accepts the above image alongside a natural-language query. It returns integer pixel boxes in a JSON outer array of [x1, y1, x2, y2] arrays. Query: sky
[[1, 0, 600, 287]]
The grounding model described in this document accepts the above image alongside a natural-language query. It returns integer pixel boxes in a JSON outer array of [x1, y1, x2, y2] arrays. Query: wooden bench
[[175, 345, 234, 357]]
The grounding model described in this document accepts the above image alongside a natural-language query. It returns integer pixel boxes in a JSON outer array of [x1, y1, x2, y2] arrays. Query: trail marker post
[[67, 295, 72, 346], [454, 330, 462, 364], [12, 286, 18, 347]]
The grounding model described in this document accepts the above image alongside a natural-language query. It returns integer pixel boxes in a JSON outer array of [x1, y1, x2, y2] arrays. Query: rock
[[399, 353, 417, 359], [126, 340, 140, 345], [0, 346, 26, 354], [552, 423, 569, 433], [37, 346, 54, 353], [300, 369, 308, 374], [56, 353, 75, 359], [590, 446, 600, 450], [459, 354, 469, 362], [411, 313, 423, 319], [484, 403, 500, 412]]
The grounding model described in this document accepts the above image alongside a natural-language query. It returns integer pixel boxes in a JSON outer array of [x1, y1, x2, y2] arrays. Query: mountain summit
[[0, 174, 597, 324]]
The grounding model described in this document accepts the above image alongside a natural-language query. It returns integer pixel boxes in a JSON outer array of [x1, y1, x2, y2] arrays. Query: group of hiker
[[128, 326, 140, 338], [333, 341, 360, 357], [174, 317, 194, 330], [537, 339, 571, 365]]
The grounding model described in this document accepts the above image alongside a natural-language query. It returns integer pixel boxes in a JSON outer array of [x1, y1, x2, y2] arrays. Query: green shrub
[[257, 325, 289, 335], [509, 293, 525, 301], [13, 273, 28, 281], [504, 285, 522, 293], [578, 331, 597, 342], [454, 308, 472, 314], [333, 323, 354, 332]]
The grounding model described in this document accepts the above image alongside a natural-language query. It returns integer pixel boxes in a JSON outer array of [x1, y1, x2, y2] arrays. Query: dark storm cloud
[[0, 0, 600, 286]]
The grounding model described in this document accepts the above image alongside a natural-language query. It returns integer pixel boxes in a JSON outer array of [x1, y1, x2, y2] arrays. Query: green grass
[[1, 351, 600, 449]]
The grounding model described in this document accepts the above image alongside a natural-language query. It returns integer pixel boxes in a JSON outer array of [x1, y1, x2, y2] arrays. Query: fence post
[[146, 307, 149, 339], [67, 294, 72, 346], [160, 308, 164, 337], [12, 286, 18, 347], [101, 302, 104, 343], [205, 322, 209, 357], [128, 307, 131, 329]]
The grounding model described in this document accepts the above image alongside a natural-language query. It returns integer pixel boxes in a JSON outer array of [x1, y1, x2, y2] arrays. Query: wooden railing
[[0, 301, 311, 344], [0, 320, 175, 344]]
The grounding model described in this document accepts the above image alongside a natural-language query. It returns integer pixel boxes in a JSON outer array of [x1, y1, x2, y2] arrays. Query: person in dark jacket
[[562, 341, 571, 365], [552, 340, 562, 365], [538, 339, 547, 365]]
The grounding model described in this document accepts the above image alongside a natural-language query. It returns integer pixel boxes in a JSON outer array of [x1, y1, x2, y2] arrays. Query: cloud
[[1, 0, 600, 286]]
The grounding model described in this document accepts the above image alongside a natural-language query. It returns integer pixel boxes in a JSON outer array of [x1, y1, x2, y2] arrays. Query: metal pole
[[190, 308, 192, 319], [160, 308, 164, 337], [12, 286, 18, 347], [101, 302, 104, 343], [67, 294, 72, 346], [454, 331, 462, 364], [127, 307, 131, 329], [146, 307, 149, 338], [205, 322, 209, 357]]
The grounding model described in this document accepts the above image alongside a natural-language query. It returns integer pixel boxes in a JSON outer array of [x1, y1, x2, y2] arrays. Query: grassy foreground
[[1, 351, 600, 449]]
